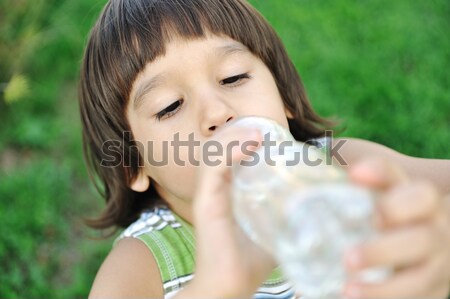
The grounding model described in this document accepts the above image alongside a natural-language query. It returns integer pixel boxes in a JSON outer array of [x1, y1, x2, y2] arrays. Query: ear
[[130, 171, 150, 192], [285, 107, 294, 119]]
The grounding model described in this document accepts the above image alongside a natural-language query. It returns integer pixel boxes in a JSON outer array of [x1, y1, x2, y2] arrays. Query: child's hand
[[181, 126, 275, 298], [344, 158, 450, 299]]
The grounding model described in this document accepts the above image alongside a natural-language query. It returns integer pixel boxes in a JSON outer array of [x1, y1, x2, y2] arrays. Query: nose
[[199, 95, 236, 136]]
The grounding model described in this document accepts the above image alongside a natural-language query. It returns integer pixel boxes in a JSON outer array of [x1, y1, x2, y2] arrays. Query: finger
[[378, 181, 440, 227], [344, 255, 448, 299], [345, 225, 438, 271], [194, 127, 262, 217], [349, 158, 409, 189], [196, 127, 261, 186]]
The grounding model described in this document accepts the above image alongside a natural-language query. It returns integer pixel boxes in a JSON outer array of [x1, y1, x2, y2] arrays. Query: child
[[79, 0, 450, 298]]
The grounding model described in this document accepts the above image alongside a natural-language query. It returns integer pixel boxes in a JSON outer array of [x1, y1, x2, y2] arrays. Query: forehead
[[157, 33, 250, 61], [130, 35, 254, 109]]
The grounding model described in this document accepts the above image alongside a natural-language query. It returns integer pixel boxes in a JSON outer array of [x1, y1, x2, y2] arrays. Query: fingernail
[[344, 284, 361, 299]]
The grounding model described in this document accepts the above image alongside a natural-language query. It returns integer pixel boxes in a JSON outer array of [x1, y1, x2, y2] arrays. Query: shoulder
[[89, 206, 196, 299], [88, 237, 163, 298]]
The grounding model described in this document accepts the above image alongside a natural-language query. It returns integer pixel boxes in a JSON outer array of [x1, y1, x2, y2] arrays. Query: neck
[[154, 183, 195, 225]]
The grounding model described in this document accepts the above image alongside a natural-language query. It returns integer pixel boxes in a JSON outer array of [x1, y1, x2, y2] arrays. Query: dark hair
[[79, 0, 333, 231]]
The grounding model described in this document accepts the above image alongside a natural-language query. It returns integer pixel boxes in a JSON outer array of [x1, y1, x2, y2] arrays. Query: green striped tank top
[[116, 205, 295, 298]]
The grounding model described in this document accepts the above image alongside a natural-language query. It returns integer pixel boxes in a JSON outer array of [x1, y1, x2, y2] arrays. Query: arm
[[335, 138, 450, 193]]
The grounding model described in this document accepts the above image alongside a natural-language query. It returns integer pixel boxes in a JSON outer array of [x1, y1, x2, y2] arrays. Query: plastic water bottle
[[230, 116, 390, 299]]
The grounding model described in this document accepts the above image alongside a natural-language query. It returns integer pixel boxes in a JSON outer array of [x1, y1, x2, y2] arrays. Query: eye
[[155, 99, 183, 121], [220, 73, 251, 86]]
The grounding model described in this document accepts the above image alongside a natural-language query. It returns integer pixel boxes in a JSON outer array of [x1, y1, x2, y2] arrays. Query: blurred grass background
[[0, 0, 449, 297]]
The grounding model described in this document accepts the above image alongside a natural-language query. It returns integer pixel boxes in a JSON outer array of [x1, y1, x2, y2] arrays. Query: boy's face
[[126, 34, 290, 220]]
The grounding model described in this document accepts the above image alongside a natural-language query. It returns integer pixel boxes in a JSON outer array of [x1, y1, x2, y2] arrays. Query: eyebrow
[[133, 73, 166, 111], [132, 43, 249, 111], [215, 43, 249, 59]]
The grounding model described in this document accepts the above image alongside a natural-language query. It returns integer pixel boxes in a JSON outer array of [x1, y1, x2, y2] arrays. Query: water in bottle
[[230, 116, 390, 299]]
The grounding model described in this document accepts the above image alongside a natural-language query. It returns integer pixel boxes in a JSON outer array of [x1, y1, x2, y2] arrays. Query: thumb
[[194, 127, 262, 220]]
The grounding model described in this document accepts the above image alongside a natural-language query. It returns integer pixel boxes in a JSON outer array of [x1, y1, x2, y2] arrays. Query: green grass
[[0, 0, 449, 297], [251, 0, 450, 158], [0, 0, 112, 297]]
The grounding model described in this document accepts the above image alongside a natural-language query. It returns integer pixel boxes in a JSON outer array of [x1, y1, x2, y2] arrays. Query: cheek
[[147, 161, 198, 200], [143, 132, 201, 165], [256, 79, 290, 127], [239, 87, 288, 126], [141, 134, 200, 199]]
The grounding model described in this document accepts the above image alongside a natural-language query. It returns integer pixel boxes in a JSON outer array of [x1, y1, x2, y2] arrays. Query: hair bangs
[[99, 0, 273, 103]]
